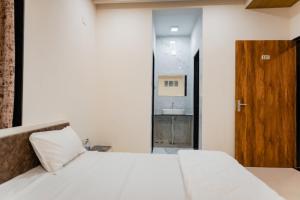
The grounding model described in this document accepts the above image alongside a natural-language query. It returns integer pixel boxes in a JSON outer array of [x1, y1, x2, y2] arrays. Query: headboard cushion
[[0, 121, 70, 184]]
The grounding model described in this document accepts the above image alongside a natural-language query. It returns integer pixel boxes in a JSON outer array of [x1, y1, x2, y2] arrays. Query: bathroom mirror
[[158, 75, 187, 96]]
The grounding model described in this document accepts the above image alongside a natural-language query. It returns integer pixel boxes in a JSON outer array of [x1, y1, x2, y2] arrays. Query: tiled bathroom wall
[[154, 36, 193, 115]]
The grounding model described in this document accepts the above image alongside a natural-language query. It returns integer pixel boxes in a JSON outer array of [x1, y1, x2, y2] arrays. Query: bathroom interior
[[152, 9, 202, 154]]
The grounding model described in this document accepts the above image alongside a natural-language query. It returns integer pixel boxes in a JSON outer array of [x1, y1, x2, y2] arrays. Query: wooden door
[[235, 40, 296, 167]]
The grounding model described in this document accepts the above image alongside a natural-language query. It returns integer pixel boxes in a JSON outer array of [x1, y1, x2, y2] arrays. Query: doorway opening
[[151, 8, 202, 154]]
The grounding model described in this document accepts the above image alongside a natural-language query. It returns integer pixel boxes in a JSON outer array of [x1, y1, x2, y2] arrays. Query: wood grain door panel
[[235, 41, 296, 167], [247, 0, 299, 9]]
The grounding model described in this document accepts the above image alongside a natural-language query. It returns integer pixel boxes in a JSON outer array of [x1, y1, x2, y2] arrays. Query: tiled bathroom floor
[[152, 147, 193, 154]]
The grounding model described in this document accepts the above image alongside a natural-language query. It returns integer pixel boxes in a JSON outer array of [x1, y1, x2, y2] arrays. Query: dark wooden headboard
[[0, 121, 70, 184]]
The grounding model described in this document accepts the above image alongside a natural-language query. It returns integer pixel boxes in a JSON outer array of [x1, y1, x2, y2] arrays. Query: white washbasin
[[161, 109, 185, 115]]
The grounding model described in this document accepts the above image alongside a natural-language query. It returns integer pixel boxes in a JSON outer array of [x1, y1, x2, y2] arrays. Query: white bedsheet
[[178, 150, 284, 200], [0, 152, 186, 200], [0, 150, 284, 200]]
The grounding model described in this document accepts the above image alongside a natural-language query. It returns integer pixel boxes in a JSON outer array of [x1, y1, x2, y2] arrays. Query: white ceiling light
[[170, 26, 179, 32], [170, 41, 176, 45]]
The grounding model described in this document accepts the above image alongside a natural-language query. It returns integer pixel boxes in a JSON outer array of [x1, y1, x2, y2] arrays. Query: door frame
[[193, 50, 200, 149], [151, 53, 155, 152], [151, 50, 201, 151], [295, 37, 300, 170], [13, 0, 24, 127]]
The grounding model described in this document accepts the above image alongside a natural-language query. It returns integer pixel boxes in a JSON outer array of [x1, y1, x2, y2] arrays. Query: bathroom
[[152, 8, 202, 154]]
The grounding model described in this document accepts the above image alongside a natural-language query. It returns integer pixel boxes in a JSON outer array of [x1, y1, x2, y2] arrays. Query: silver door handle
[[237, 100, 247, 112]]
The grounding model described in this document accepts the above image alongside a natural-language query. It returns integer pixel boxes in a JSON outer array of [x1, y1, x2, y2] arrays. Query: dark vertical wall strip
[[13, 0, 24, 127], [193, 50, 200, 149], [184, 75, 187, 96], [296, 38, 300, 170], [151, 53, 155, 151]]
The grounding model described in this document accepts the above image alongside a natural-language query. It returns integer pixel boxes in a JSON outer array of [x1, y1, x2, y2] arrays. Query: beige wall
[[93, 5, 290, 155], [24, 1, 152, 153], [95, 8, 153, 152], [24, 0, 299, 155], [202, 6, 290, 156], [23, 0, 100, 141], [190, 15, 203, 148], [290, 1, 300, 39]]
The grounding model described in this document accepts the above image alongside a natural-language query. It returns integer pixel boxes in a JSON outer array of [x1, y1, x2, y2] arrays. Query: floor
[[152, 147, 192, 154], [248, 168, 300, 200]]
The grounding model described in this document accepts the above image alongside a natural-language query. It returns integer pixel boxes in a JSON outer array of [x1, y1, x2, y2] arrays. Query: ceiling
[[153, 9, 202, 37]]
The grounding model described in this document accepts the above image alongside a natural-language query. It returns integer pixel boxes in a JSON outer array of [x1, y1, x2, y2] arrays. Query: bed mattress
[[0, 152, 186, 200], [0, 150, 284, 200]]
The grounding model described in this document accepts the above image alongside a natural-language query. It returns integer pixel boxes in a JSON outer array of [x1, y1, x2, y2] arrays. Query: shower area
[[152, 9, 202, 153]]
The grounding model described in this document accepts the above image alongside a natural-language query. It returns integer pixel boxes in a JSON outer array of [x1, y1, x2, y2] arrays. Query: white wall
[[290, 1, 300, 39], [202, 5, 290, 156], [24, 1, 153, 153], [23, 0, 99, 141], [95, 8, 153, 152], [93, 5, 290, 155], [190, 14, 203, 148], [191, 16, 202, 60], [24, 1, 297, 155], [153, 24, 157, 55]]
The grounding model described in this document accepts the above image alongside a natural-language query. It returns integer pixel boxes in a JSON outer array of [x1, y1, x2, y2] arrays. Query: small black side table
[[90, 145, 112, 152]]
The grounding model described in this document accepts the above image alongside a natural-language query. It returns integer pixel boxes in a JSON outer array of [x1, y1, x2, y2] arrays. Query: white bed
[[0, 150, 284, 200]]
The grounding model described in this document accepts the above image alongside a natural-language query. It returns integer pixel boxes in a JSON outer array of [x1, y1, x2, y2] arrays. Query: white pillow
[[29, 126, 86, 172]]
